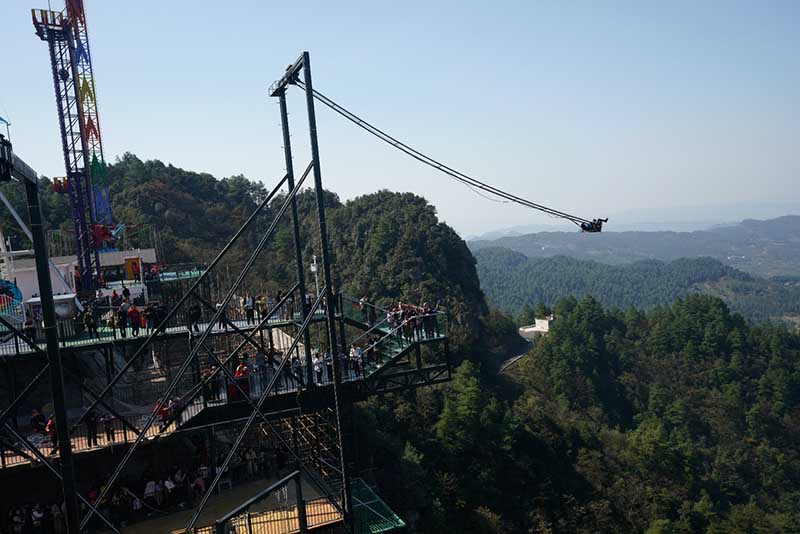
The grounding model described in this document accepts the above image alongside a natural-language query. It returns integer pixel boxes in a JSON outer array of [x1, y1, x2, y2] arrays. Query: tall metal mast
[[64, 0, 112, 226], [32, 0, 112, 291]]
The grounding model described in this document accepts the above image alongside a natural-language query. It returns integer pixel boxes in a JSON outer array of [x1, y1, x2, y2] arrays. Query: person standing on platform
[[234, 360, 250, 398], [85, 410, 99, 447], [128, 306, 141, 337], [46, 416, 58, 454], [313, 353, 323, 384], [244, 294, 255, 325], [287, 292, 295, 319], [187, 303, 201, 334], [217, 366, 227, 401], [23, 317, 37, 343], [31, 409, 46, 433], [203, 366, 218, 401], [102, 414, 115, 443], [292, 356, 304, 387], [422, 303, 433, 338], [256, 294, 266, 321], [216, 302, 229, 331], [84, 308, 100, 340], [118, 299, 129, 338], [144, 302, 156, 334]]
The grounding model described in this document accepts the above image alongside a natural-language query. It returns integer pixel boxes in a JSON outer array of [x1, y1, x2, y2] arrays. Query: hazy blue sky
[[2, 0, 798, 235]]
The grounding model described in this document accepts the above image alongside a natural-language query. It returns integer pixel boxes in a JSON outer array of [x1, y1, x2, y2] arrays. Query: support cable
[[292, 80, 599, 228]]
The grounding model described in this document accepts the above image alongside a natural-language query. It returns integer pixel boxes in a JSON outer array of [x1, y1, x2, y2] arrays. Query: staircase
[[338, 295, 447, 380], [0, 293, 25, 338]]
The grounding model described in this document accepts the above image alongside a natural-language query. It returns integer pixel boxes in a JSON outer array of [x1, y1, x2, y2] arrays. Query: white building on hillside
[[518, 316, 553, 340]]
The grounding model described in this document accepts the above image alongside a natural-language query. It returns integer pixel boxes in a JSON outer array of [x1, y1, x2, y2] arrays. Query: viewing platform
[[0, 310, 328, 357], [0, 296, 449, 471]]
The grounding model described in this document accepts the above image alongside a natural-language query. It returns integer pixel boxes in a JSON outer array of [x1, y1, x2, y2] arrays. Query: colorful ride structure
[[32, 0, 112, 292]]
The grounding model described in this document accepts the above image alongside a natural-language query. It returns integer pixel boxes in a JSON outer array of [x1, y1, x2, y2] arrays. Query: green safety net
[[351, 478, 406, 533]]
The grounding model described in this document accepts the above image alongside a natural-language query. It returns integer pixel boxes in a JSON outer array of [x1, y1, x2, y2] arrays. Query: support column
[[207, 425, 217, 481], [301, 52, 352, 529], [278, 89, 314, 387], [104, 347, 114, 408], [295, 471, 308, 533], [25, 177, 81, 533]]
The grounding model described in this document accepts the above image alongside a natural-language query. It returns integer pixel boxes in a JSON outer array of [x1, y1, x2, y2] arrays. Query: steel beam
[[269, 54, 305, 97], [24, 174, 81, 533], [300, 51, 353, 528], [278, 89, 315, 387]]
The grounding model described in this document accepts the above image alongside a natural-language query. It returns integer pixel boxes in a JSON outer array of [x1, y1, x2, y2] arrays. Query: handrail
[[362, 312, 446, 355], [340, 294, 389, 315], [348, 316, 391, 347], [216, 470, 301, 525]]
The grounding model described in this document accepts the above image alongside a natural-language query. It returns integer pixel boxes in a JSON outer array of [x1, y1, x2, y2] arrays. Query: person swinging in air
[[580, 218, 608, 232]]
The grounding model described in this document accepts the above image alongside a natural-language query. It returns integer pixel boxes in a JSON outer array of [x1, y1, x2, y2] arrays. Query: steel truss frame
[[32, 10, 101, 290], [271, 51, 354, 531], [0, 153, 321, 531], [14, 51, 355, 533], [0, 52, 453, 534], [186, 51, 356, 533], [77, 158, 316, 530]]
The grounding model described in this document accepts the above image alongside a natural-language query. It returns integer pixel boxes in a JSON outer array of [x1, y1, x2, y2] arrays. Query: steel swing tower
[[32, 0, 112, 292], [0, 53, 453, 534]]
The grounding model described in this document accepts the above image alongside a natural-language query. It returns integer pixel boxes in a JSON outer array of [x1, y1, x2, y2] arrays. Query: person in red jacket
[[128, 306, 141, 337], [46, 416, 58, 454], [234, 361, 250, 398]]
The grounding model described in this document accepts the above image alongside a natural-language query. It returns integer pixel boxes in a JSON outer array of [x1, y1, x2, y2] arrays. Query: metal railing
[[206, 470, 341, 534], [0, 290, 325, 357]]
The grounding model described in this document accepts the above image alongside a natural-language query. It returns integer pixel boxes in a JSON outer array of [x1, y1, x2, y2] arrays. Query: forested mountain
[[361, 295, 800, 532], [475, 247, 800, 323], [4, 155, 799, 532], [0, 153, 489, 351], [468, 216, 800, 278]]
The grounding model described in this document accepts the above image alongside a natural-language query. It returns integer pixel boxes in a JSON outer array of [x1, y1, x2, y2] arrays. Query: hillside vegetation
[[3, 155, 799, 532], [475, 247, 800, 323], [0, 154, 489, 351], [361, 295, 800, 532]]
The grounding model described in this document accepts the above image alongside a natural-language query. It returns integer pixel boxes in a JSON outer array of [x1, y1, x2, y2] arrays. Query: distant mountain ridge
[[475, 248, 800, 323], [468, 215, 800, 278]]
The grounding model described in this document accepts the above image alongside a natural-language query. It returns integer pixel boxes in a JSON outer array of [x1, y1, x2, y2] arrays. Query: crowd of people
[[383, 300, 441, 340], [2, 290, 448, 532], [18, 286, 443, 353], [4, 432, 290, 533], [102, 287, 165, 339]]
